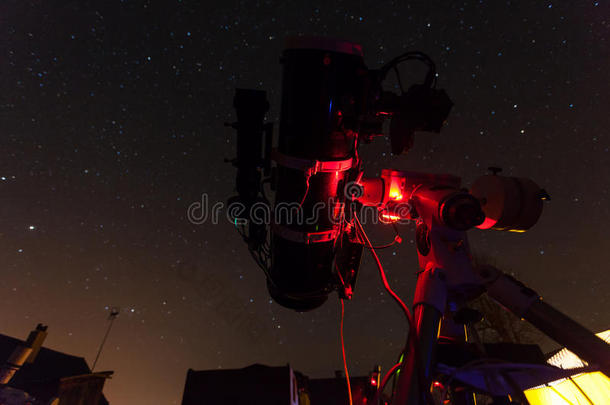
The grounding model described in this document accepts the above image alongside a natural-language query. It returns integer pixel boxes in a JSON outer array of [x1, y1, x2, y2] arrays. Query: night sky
[[1, 1, 609, 404]]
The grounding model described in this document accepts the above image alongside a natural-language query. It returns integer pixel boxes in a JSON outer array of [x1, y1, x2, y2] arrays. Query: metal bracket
[[271, 149, 354, 177], [272, 223, 339, 244]]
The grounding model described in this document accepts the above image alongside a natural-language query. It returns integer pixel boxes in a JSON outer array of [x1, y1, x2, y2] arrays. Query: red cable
[[353, 213, 415, 330], [374, 362, 402, 404], [381, 362, 402, 391], [340, 298, 353, 405], [354, 213, 430, 403]]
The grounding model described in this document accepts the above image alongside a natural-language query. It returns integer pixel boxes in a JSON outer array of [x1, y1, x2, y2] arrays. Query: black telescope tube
[[270, 37, 367, 311]]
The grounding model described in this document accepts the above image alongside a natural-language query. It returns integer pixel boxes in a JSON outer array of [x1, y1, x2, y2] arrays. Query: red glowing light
[[370, 377, 377, 386], [388, 181, 403, 201], [476, 216, 497, 230], [380, 213, 400, 222]]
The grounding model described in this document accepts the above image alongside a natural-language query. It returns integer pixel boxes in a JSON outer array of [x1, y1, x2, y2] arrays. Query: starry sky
[[1, 1, 608, 404]]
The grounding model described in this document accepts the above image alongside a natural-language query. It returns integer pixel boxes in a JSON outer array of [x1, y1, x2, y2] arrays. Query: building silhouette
[[181, 363, 376, 405], [0, 324, 112, 405]]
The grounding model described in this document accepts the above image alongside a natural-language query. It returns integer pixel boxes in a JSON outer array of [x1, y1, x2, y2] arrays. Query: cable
[[340, 298, 353, 405], [381, 52, 434, 74], [367, 233, 402, 250], [298, 173, 311, 208], [380, 51, 437, 88], [364, 204, 405, 250], [439, 358, 506, 403], [353, 213, 414, 330], [374, 362, 402, 405], [366, 239, 399, 250], [354, 213, 435, 405], [390, 350, 406, 394]]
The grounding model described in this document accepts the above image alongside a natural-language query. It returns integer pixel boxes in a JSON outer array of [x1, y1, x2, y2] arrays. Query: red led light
[[388, 179, 404, 201], [432, 381, 444, 390], [476, 216, 497, 230], [388, 189, 403, 201], [380, 213, 400, 223], [370, 377, 377, 386]]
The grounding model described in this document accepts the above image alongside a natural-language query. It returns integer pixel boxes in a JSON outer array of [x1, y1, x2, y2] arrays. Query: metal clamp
[[271, 149, 354, 177], [272, 223, 339, 244]]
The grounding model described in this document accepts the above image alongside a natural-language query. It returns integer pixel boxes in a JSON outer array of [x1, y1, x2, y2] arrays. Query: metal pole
[[524, 300, 610, 374], [481, 267, 610, 376], [92, 308, 119, 372], [392, 266, 447, 405]]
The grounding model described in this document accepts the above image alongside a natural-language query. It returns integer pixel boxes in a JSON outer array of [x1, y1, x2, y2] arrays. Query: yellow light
[[524, 329, 610, 404], [524, 372, 610, 405], [381, 213, 400, 222], [388, 179, 404, 201]]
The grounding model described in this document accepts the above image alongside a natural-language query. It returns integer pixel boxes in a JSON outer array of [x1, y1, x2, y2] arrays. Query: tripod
[[385, 184, 610, 405]]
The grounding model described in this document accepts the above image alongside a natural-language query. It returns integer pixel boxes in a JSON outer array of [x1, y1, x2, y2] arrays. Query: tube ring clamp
[[272, 223, 339, 244], [271, 149, 354, 176]]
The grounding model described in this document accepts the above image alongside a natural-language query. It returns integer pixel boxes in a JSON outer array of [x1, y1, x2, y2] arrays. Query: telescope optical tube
[[269, 37, 367, 311]]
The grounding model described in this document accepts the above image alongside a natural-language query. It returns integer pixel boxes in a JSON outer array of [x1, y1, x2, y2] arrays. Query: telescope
[[226, 36, 610, 404]]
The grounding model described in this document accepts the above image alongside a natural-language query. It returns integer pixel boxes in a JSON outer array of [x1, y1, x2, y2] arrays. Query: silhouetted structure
[[181, 363, 376, 405], [307, 374, 370, 405], [182, 364, 299, 405], [0, 327, 112, 405]]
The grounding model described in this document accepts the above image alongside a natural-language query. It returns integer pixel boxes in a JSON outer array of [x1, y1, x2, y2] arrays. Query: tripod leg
[[392, 266, 447, 405], [478, 266, 610, 376], [438, 317, 477, 405]]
